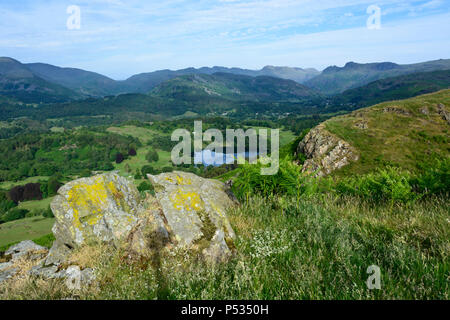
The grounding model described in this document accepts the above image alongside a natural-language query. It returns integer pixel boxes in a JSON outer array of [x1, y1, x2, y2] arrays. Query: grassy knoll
[[323, 90, 450, 176]]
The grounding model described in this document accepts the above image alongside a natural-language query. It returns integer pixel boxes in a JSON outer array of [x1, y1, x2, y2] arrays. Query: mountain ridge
[[306, 59, 450, 95]]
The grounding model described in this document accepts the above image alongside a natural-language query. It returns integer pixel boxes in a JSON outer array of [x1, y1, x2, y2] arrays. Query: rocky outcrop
[[297, 124, 359, 176], [382, 106, 411, 116], [437, 103, 450, 124], [147, 171, 236, 263], [25, 171, 237, 286], [0, 240, 48, 284]]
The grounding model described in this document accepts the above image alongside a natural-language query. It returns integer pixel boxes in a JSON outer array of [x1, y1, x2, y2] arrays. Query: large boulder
[[29, 171, 237, 284], [34, 172, 147, 280], [147, 171, 236, 263], [50, 172, 142, 249]]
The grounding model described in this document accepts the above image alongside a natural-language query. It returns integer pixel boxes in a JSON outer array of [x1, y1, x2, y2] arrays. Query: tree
[[47, 176, 62, 197], [115, 153, 124, 164], [146, 149, 159, 163]]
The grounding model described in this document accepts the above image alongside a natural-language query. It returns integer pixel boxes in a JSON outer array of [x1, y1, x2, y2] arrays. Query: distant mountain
[[26, 63, 122, 97], [150, 72, 321, 102], [0, 57, 80, 103], [305, 59, 450, 95], [121, 66, 320, 93], [333, 70, 450, 109]]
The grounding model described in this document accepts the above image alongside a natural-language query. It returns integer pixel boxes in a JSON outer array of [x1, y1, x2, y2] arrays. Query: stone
[[29, 264, 66, 279], [297, 124, 359, 177], [437, 103, 450, 124], [0, 262, 18, 283], [64, 266, 95, 289], [31, 172, 146, 283], [420, 106, 429, 115], [50, 172, 142, 249], [147, 171, 236, 262], [27, 170, 237, 285], [5, 240, 48, 262], [382, 106, 411, 116]]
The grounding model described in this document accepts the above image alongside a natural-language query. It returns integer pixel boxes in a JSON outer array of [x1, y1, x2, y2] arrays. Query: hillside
[[298, 90, 450, 176], [332, 70, 450, 109], [150, 73, 321, 102], [122, 65, 319, 93], [0, 57, 81, 103], [26, 63, 122, 97], [305, 59, 450, 95]]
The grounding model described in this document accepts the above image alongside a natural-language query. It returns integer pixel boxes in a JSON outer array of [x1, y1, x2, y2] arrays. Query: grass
[[17, 197, 54, 213], [106, 125, 160, 143], [1, 194, 448, 300], [323, 90, 450, 176], [0, 216, 55, 248], [114, 148, 172, 180], [0, 176, 49, 190]]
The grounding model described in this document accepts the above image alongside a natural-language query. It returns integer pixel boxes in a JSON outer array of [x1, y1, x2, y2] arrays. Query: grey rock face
[[297, 125, 359, 177]]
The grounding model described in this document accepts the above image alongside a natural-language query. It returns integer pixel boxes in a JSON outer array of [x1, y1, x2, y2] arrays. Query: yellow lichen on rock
[[66, 176, 122, 229], [172, 190, 204, 211]]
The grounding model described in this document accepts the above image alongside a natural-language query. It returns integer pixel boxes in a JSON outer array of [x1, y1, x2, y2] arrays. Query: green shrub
[[1, 208, 29, 223], [43, 206, 54, 218], [137, 181, 154, 194], [146, 149, 159, 163], [335, 166, 417, 203], [141, 165, 160, 176], [232, 157, 319, 201], [412, 157, 450, 196], [33, 233, 56, 248]]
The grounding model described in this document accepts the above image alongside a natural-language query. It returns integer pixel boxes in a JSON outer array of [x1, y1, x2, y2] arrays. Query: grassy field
[[106, 125, 160, 143], [0, 176, 49, 190], [18, 197, 54, 213], [0, 216, 55, 248]]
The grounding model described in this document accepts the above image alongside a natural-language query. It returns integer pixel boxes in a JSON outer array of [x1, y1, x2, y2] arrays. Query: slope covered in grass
[[321, 90, 450, 175]]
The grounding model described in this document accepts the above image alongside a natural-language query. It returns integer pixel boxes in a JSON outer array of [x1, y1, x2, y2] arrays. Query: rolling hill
[[150, 72, 321, 102], [26, 63, 122, 97], [332, 69, 450, 109], [121, 65, 319, 93], [305, 59, 450, 95], [0, 57, 81, 103]]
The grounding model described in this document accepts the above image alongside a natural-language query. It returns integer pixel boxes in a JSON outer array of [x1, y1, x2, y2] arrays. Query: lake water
[[194, 150, 259, 167]]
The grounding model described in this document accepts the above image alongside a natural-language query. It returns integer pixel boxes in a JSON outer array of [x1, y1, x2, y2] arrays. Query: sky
[[0, 0, 449, 79]]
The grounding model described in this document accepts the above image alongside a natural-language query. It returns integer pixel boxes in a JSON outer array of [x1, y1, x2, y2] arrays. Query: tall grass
[[1, 195, 447, 300]]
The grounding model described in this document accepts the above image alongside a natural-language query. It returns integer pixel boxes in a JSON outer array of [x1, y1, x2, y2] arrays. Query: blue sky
[[0, 0, 449, 79]]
